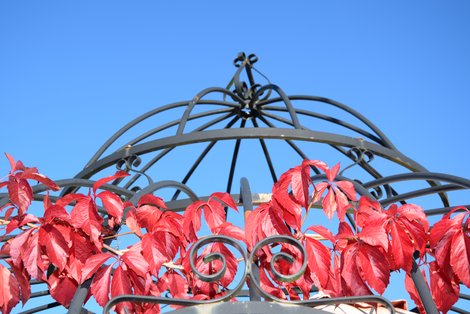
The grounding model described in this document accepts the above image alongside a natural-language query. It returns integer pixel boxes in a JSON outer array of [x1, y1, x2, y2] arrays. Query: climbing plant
[[0, 154, 468, 313]]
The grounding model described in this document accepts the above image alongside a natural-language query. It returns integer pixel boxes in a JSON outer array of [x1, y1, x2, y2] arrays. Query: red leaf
[[93, 170, 129, 195], [111, 265, 133, 313], [0, 264, 20, 314], [397, 204, 429, 232], [137, 194, 167, 209], [43, 204, 70, 223], [197, 243, 238, 288], [48, 271, 78, 307], [91, 264, 114, 306], [71, 197, 103, 248], [335, 180, 357, 201], [259, 267, 286, 299], [210, 192, 238, 211], [22, 231, 42, 280], [429, 261, 460, 313], [97, 190, 124, 222], [183, 200, 204, 242], [341, 245, 372, 296], [290, 165, 310, 209], [213, 222, 245, 241], [405, 271, 426, 314], [21, 171, 60, 191], [358, 222, 388, 251], [125, 209, 142, 237], [326, 163, 340, 182], [388, 220, 415, 272], [135, 204, 163, 232], [81, 253, 114, 284], [6, 214, 39, 235], [72, 232, 98, 264], [306, 225, 335, 243], [450, 228, 470, 286], [384, 204, 429, 272], [38, 225, 69, 271], [122, 248, 149, 278], [305, 237, 331, 288], [156, 211, 184, 240], [55, 193, 86, 207], [8, 263, 30, 305], [7, 177, 33, 215], [142, 233, 167, 275], [157, 272, 188, 298], [5, 153, 16, 173], [313, 182, 328, 203], [333, 186, 351, 221], [356, 245, 390, 294], [205, 199, 227, 232], [322, 188, 337, 220], [9, 228, 34, 267], [356, 196, 384, 228]]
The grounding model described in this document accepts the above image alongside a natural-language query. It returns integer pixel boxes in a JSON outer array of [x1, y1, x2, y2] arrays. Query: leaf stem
[[103, 231, 135, 240], [163, 261, 184, 270], [103, 243, 128, 256], [304, 233, 326, 241]]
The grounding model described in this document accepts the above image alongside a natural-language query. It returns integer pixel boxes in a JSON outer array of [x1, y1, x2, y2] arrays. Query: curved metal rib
[[74, 128, 429, 182], [128, 180, 199, 207], [123, 111, 238, 190], [86, 100, 239, 167], [252, 84, 301, 129], [171, 116, 241, 200], [177, 87, 246, 135], [263, 106, 385, 145], [258, 95, 396, 149], [119, 107, 235, 150], [380, 184, 464, 206]]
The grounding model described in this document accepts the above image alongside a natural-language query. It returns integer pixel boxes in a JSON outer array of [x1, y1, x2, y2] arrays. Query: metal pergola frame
[[1, 53, 469, 314]]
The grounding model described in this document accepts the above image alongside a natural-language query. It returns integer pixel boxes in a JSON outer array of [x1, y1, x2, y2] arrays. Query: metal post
[[240, 177, 261, 301]]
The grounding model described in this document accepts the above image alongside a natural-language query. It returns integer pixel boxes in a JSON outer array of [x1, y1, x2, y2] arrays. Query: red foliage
[[0, 155, 469, 313]]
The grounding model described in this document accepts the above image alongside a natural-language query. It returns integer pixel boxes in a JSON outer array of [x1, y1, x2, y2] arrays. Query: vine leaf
[[111, 265, 133, 313], [81, 253, 114, 284], [0, 264, 20, 314], [91, 264, 114, 307], [430, 207, 470, 286]]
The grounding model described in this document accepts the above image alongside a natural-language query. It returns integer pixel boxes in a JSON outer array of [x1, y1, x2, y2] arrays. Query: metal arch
[[258, 95, 397, 149], [128, 180, 199, 206], [260, 106, 385, 145], [72, 128, 429, 181], [252, 84, 302, 129], [119, 107, 235, 150], [363, 172, 470, 190], [176, 87, 247, 135], [85, 100, 239, 167], [121, 110, 240, 191]]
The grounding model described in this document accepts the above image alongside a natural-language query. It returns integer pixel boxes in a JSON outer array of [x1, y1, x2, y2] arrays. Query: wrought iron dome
[[1, 53, 469, 314], [66, 52, 464, 211]]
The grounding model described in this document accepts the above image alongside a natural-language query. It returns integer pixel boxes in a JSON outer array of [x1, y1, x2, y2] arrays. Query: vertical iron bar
[[172, 116, 240, 200], [226, 119, 246, 194], [410, 259, 438, 314], [252, 119, 277, 183], [240, 177, 261, 301], [67, 226, 120, 314], [257, 115, 320, 175]]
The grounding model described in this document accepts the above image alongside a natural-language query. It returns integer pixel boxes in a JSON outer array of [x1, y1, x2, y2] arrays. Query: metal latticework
[[1, 53, 469, 314]]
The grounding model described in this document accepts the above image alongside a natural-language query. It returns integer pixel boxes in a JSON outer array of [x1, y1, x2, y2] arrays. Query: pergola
[[1, 53, 468, 314]]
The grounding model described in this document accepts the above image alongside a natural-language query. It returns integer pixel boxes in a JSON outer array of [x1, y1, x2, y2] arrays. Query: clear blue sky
[[1, 1, 469, 313]]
